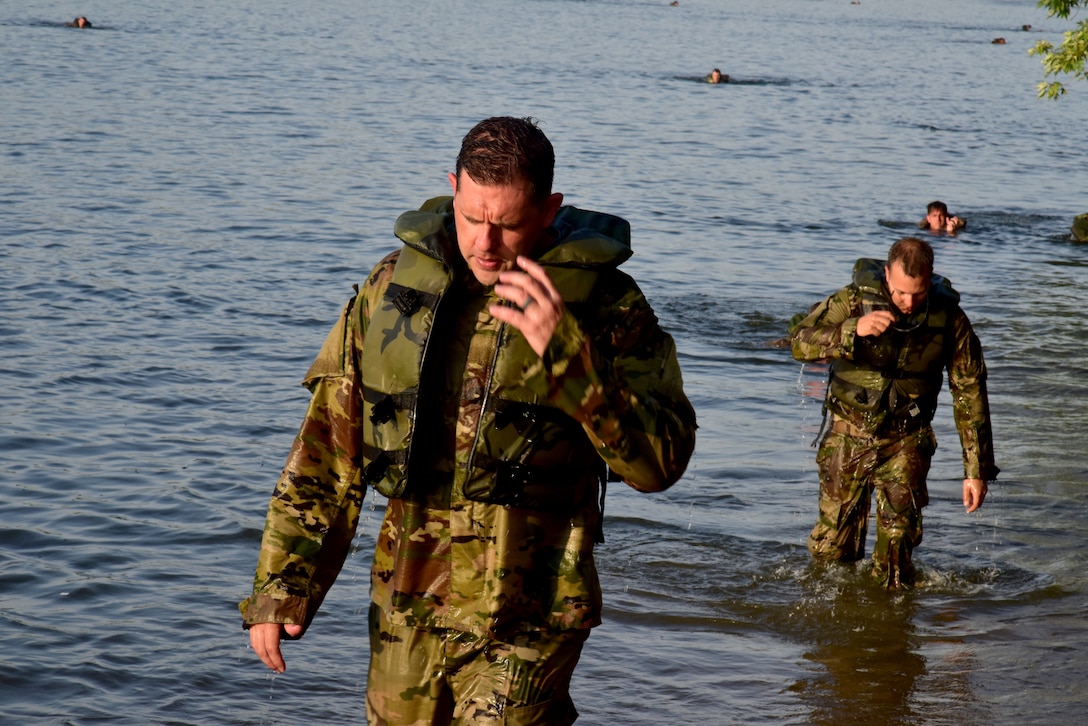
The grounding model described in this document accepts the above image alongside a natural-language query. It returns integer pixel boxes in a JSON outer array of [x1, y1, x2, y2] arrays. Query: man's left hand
[[963, 478, 987, 513], [490, 256, 565, 357]]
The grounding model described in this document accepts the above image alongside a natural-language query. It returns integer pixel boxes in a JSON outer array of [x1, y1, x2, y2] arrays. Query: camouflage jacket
[[240, 198, 697, 640], [790, 260, 998, 481]]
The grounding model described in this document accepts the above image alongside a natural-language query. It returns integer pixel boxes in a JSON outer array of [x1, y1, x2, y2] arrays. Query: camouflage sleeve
[[946, 307, 999, 481], [522, 271, 696, 493], [790, 286, 863, 363], [239, 253, 397, 635], [787, 285, 861, 361]]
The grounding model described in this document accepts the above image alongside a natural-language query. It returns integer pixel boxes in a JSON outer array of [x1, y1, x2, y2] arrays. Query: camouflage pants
[[366, 603, 588, 726], [808, 424, 936, 588]]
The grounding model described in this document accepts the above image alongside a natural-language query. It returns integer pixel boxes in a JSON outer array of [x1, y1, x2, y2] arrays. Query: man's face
[[925, 209, 948, 231], [885, 261, 929, 315], [449, 171, 562, 286]]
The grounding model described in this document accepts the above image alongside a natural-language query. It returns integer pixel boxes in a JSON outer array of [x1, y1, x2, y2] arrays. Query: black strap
[[362, 387, 417, 425], [468, 454, 591, 511], [384, 283, 440, 316], [361, 445, 408, 483], [490, 399, 580, 435]]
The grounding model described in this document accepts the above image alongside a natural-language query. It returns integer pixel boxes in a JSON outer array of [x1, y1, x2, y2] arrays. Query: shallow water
[[2, 0, 1087, 723]]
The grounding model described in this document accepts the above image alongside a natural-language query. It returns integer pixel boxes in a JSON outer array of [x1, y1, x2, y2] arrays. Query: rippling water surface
[[3, 0, 1087, 723]]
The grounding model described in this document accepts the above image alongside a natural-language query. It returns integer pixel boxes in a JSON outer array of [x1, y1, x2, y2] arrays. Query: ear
[[448, 171, 458, 196], [541, 192, 564, 227]]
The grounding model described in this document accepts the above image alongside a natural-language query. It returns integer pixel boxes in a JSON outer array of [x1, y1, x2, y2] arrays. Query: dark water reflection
[[793, 581, 934, 726]]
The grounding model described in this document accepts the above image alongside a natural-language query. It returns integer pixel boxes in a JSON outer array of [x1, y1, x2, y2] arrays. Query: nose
[[474, 223, 500, 250]]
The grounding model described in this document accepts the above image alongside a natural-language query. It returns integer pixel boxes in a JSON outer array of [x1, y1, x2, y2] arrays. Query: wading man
[[240, 117, 697, 724], [790, 237, 997, 588]]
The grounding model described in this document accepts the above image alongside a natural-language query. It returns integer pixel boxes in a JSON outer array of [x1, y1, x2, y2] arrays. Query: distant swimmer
[[919, 200, 966, 234], [1021, 24, 1032, 32], [706, 68, 730, 84], [992, 37, 1006, 44], [66, 16, 92, 28]]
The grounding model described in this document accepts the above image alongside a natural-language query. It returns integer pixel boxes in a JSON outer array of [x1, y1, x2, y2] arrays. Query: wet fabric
[[789, 263, 997, 481], [809, 424, 935, 588], [366, 603, 585, 726], [790, 260, 997, 587], [240, 198, 696, 644]]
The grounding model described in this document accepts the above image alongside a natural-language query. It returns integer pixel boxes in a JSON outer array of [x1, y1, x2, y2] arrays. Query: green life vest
[[827, 258, 960, 432], [359, 197, 632, 513], [1072, 213, 1088, 242]]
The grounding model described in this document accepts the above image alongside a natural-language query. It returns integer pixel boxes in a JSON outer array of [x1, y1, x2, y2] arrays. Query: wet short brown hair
[[888, 237, 934, 278], [455, 117, 555, 202]]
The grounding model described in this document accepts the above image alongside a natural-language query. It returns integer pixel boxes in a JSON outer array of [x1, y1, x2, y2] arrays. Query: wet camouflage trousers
[[808, 425, 936, 588], [366, 604, 587, 726]]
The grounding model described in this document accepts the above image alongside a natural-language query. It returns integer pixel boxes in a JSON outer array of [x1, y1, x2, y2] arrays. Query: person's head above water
[[925, 201, 949, 228], [707, 68, 729, 84], [66, 16, 92, 28], [921, 200, 965, 233]]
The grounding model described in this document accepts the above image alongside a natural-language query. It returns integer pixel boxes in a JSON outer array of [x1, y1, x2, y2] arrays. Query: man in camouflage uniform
[[790, 237, 997, 589], [240, 117, 697, 724]]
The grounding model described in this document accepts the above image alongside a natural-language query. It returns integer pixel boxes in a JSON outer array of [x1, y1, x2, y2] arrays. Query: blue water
[[3, 0, 1087, 723]]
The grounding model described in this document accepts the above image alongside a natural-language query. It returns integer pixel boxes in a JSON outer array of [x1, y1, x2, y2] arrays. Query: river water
[[3, 0, 1086, 724]]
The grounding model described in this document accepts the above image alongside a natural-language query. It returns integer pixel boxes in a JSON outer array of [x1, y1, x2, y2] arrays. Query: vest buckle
[[369, 395, 396, 425], [364, 453, 390, 484], [392, 289, 420, 315]]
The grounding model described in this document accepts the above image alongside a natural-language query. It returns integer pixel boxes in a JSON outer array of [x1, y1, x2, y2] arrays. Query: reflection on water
[[793, 575, 929, 726], [786, 569, 983, 726]]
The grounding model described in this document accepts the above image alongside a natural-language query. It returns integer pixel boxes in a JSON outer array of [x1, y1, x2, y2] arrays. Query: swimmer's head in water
[[924, 201, 949, 231]]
